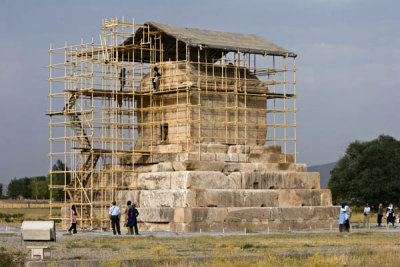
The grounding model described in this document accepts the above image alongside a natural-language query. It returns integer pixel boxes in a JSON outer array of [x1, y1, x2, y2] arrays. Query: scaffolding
[[47, 17, 297, 229]]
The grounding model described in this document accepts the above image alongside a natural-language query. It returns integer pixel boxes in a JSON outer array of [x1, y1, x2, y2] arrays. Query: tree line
[[6, 160, 70, 200], [328, 135, 400, 208]]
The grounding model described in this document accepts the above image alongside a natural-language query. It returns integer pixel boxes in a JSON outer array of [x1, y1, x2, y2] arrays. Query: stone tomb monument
[[115, 61, 338, 232]]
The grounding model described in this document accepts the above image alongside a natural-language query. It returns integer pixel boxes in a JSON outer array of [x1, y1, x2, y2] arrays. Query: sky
[[0, 0, 399, 185]]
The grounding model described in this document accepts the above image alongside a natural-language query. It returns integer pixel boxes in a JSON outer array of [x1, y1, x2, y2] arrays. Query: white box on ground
[[26, 246, 51, 260], [21, 221, 56, 241]]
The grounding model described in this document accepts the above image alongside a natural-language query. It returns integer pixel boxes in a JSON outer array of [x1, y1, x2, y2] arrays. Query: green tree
[[7, 177, 31, 199], [328, 135, 400, 206], [47, 160, 70, 201], [30, 176, 49, 200], [0, 183, 3, 198]]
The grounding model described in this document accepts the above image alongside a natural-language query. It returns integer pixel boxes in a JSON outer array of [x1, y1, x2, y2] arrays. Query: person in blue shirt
[[339, 202, 347, 232]]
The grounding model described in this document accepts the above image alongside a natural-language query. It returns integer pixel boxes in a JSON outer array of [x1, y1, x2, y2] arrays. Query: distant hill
[[308, 162, 337, 189]]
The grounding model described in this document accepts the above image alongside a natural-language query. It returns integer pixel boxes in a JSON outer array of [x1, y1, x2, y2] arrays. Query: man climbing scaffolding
[[118, 67, 126, 107], [152, 66, 161, 92]]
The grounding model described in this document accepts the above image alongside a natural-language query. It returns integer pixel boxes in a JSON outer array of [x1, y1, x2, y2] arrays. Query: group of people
[[339, 201, 397, 232], [109, 200, 140, 235], [68, 201, 140, 235], [376, 203, 396, 227]]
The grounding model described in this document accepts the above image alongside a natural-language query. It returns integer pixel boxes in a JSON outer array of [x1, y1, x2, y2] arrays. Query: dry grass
[[0, 208, 60, 222], [54, 231, 400, 266]]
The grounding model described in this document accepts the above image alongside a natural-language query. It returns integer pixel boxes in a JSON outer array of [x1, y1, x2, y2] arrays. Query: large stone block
[[170, 171, 241, 190], [137, 172, 171, 190], [151, 162, 174, 172], [136, 206, 339, 232], [117, 190, 140, 207], [241, 171, 320, 189], [277, 189, 331, 206], [138, 208, 175, 222], [248, 152, 281, 163], [21, 221, 56, 241], [139, 190, 196, 207], [207, 144, 228, 153], [196, 190, 278, 207], [172, 160, 225, 171], [195, 189, 330, 208], [228, 145, 250, 154]]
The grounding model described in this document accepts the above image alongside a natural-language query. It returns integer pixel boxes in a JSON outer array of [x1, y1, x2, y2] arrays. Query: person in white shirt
[[109, 201, 121, 235], [344, 201, 351, 232], [363, 203, 371, 228]]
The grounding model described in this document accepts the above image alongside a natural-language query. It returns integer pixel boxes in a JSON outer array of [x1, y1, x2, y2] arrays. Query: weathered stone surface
[[138, 208, 175, 222], [228, 145, 250, 154], [241, 171, 320, 189], [196, 190, 278, 208], [139, 190, 196, 207], [137, 172, 171, 190], [128, 206, 339, 232], [171, 171, 241, 190], [196, 189, 330, 208], [295, 164, 307, 172], [172, 160, 225, 171], [248, 152, 281, 163], [152, 144, 183, 153], [151, 162, 174, 172], [207, 144, 228, 153], [117, 190, 140, 207], [277, 189, 332, 207]]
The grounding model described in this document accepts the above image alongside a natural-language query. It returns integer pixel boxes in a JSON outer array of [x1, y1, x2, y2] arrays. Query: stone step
[[150, 144, 283, 154], [117, 189, 331, 208], [122, 170, 318, 190], [241, 171, 320, 190], [132, 150, 294, 164], [130, 161, 307, 173], [134, 206, 339, 232]]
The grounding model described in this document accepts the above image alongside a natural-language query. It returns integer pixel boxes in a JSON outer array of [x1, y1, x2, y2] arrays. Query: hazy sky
[[1, 0, 399, 185]]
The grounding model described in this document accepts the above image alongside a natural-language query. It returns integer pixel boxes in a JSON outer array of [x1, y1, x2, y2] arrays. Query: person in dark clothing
[[124, 200, 132, 234], [119, 68, 126, 91], [118, 68, 126, 107], [342, 201, 351, 232], [109, 201, 121, 235], [126, 203, 140, 235], [386, 204, 395, 228], [68, 205, 77, 234], [377, 203, 383, 227], [152, 67, 161, 91]]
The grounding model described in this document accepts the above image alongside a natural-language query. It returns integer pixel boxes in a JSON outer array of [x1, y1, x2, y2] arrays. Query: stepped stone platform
[[112, 144, 338, 232]]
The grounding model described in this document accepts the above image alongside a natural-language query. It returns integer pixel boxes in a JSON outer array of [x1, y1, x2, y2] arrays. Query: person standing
[[377, 203, 383, 227], [339, 203, 347, 232], [344, 201, 351, 232], [363, 203, 370, 228], [127, 203, 140, 235], [124, 201, 132, 234], [109, 201, 121, 235], [386, 204, 395, 228], [68, 205, 77, 234]]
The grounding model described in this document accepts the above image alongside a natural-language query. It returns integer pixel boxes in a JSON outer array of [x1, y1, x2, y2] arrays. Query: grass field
[[0, 208, 60, 222], [1, 220, 399, 266], [54, 231, 400, 266]]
